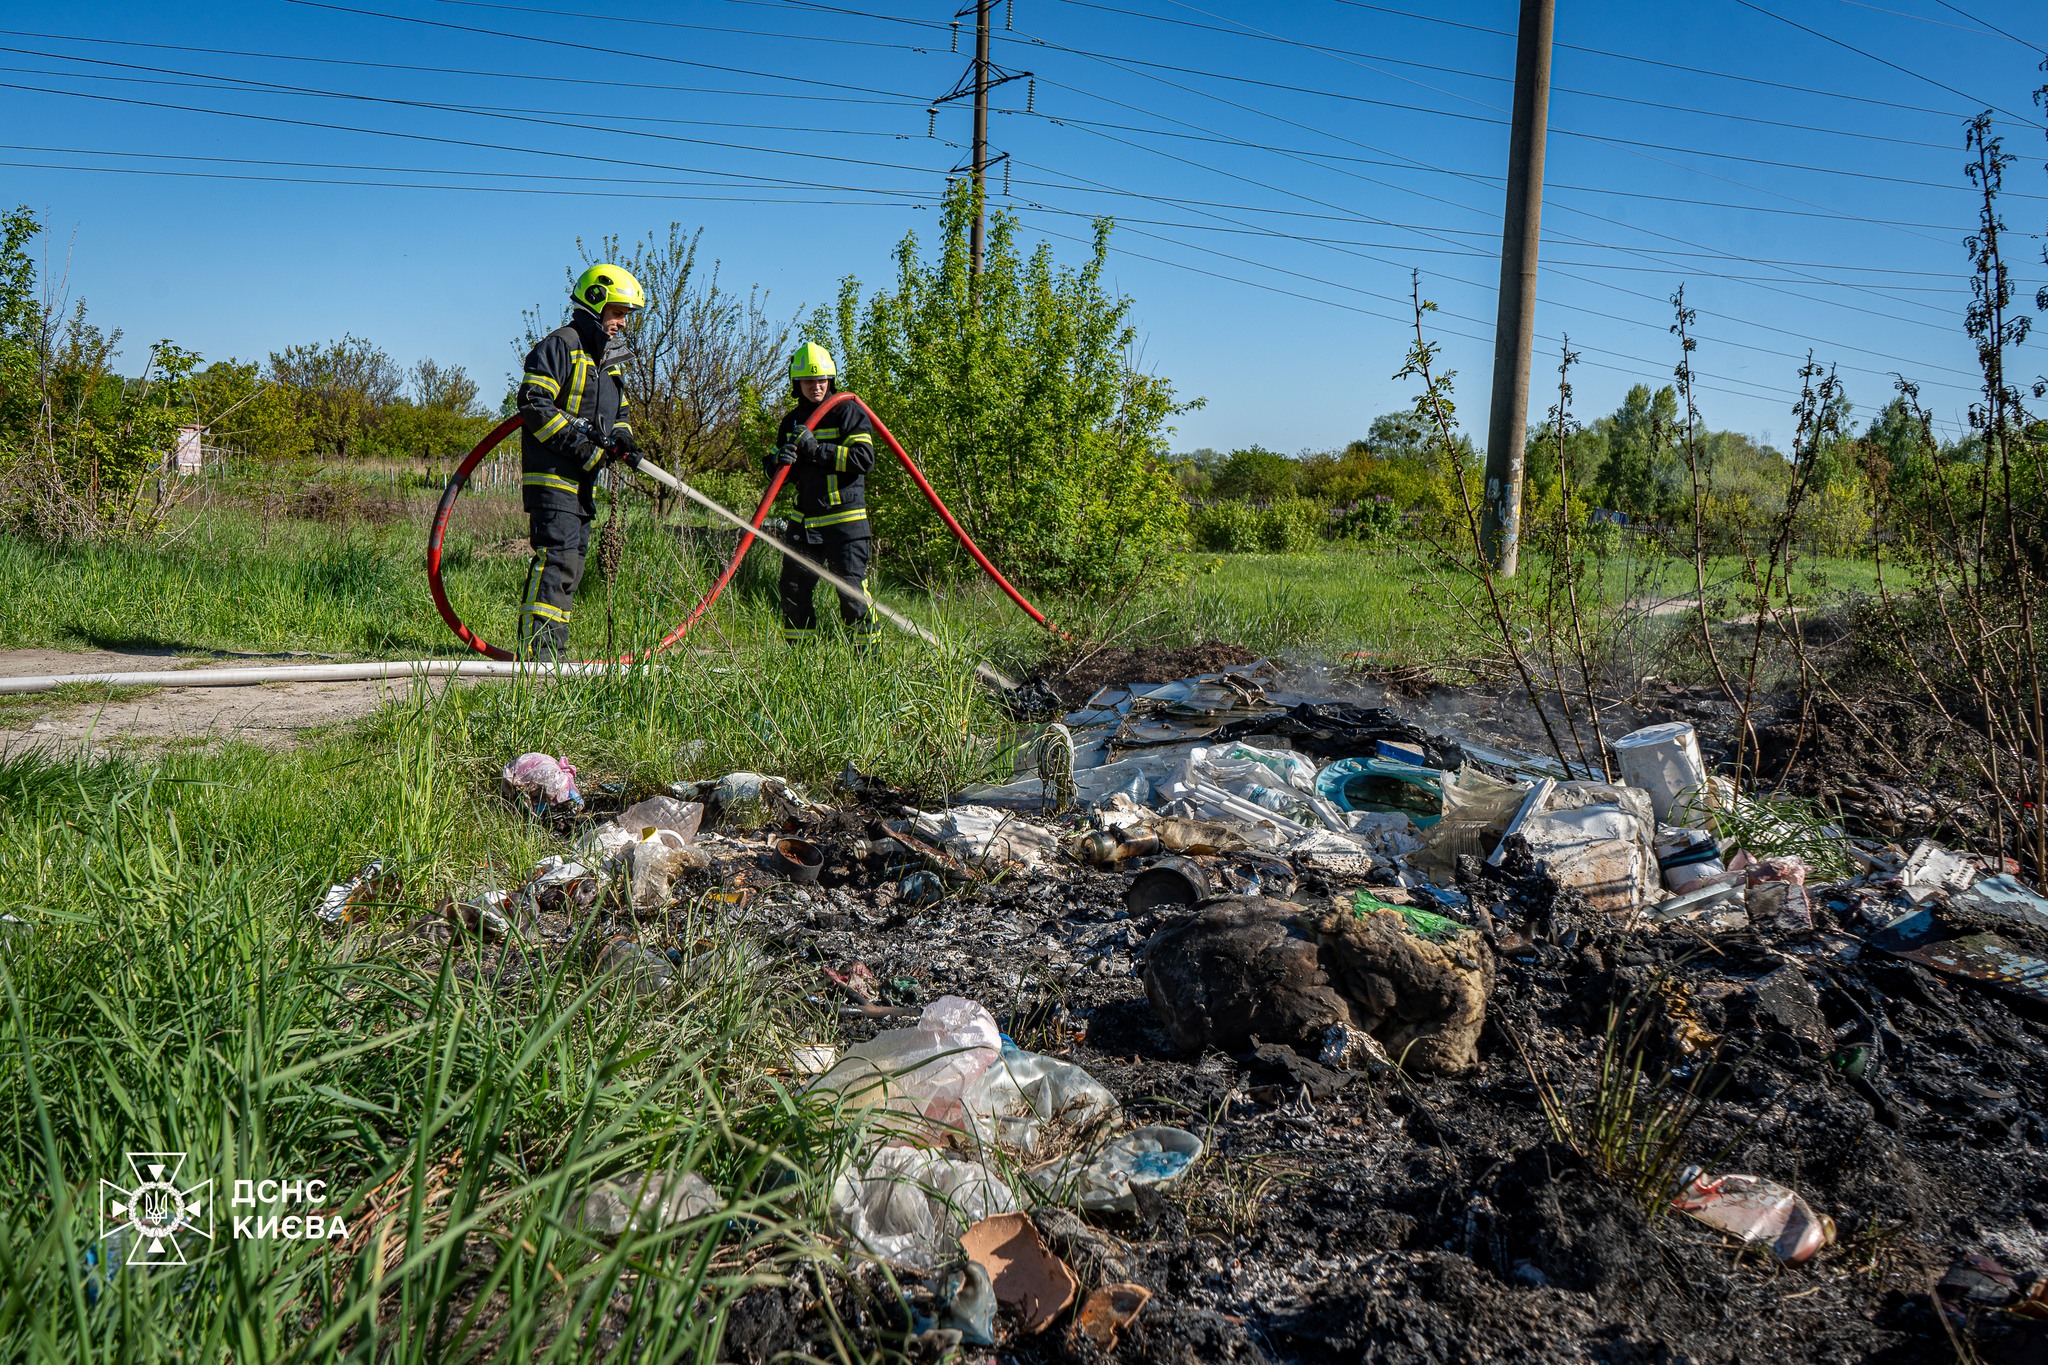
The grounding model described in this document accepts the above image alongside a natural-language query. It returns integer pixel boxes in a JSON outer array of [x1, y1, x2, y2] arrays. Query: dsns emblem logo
[[100, 1152, 213, 1268]]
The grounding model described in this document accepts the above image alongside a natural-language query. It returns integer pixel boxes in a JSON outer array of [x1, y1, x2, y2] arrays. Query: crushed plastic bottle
[[1671, 1165, 1835, 1263], [312, 859, 390, 927], [625, 830, 705, 909], [615, 795, 703, 842], [595, 937, 675, 998]]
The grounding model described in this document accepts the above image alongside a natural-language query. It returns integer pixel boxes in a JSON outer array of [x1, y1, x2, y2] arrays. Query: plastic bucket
[[1611, 722, 1709, 822]]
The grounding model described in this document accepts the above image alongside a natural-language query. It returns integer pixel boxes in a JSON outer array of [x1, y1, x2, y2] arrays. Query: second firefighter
[[770, 342, 877, 645]]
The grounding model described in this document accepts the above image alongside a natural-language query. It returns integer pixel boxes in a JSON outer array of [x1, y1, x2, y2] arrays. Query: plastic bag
[[501, 753, 581, 810], [616, 796, 703, 842], [810, 996, 1003, 1134], [1415, 765, 1529, 877], [577, 1169, 720, 1240], [626, 829, 706, 909], [1176, 743, 1349, 831], [828, 1146, 1018, 1271], [1028, 1126, 1204, 1213], [690, 771, 815, 830], [907, 805, 1063, 871], [966, 1041, 1121, 1150], [1338, 811, 1424, 859]]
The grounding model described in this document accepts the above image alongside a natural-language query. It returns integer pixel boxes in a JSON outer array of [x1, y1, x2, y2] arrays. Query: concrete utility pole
[[931, 1, 1028, 281], [1480, 0, 1556, 577], [970, 0, 991, 276]]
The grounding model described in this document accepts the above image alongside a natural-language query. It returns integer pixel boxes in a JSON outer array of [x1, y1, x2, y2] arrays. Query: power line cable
[[1324, 0, 2016, 124], [0, 46, 947, 149], [1011, 33, 1972, 332], [747, 0, 1995, 121], [425, 0, 942, 52], [0, 78, 941, 198], [11, 0, 1987, 410], [1928, 0, 2047, 55], [1007, 156, 1983, 390], [5, 140, 1962, 427], [1012, 207, 1915, 420], [1834, 0, 2017, 41], [1038, 2, 1997, 274], [7, 130, 1986, 298], [0, 25, 930, 111], [0, 152, 929, 208], [1010, 28, 2040, 204], [0, 58, 957, 183], [1728, 0, 2033, 121], [1005, 53, 1983, 360], [279, 0, 938, 99], [1001, 101, 1978, 232], [1054, 0, 1966, 153]]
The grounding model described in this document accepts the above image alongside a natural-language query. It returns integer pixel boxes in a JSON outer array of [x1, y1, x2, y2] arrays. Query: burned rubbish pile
[[325, 664, 2048, 1364]]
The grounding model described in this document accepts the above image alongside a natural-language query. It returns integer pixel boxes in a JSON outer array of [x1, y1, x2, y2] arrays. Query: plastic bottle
[[595, 938, 675, 997], [312, 859, 386, 927]]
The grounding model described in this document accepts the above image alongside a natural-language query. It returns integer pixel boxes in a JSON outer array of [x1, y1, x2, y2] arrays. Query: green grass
[[0, 645, 1017, 1359], [0, 491, 1483, 668], [0, 478, 1897, 674]]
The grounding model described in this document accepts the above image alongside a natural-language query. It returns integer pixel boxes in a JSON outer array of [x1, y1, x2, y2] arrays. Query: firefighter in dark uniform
[[514, 262, 645, 661], [770, 342, 878, 646]]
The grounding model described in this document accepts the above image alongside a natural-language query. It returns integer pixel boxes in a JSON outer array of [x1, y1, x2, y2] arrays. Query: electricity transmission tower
[[930, 0, 1032, 277]]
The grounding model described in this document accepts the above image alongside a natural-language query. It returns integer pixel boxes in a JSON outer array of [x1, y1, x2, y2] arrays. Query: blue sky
[[1, 0, 2041, 454]]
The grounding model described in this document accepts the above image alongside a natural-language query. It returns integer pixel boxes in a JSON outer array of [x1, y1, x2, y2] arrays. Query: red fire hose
[[425, 391, 1064, 663]]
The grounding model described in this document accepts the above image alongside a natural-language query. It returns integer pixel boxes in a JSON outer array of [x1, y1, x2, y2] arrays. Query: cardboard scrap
[[959, 1211, 1079, 1336]]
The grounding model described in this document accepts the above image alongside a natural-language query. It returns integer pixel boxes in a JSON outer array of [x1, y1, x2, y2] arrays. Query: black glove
[[769, 440, 799, 470], [610, 427, 640, 457], [790, 426, 821, 463]]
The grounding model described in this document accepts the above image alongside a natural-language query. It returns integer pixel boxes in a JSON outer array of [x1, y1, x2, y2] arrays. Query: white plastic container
[[1611, 722, 1710, 823]]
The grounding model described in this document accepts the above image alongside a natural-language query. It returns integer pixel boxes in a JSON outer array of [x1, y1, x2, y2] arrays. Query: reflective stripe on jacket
[[774, 396, 876, 531], [517, 310, 631, 512]]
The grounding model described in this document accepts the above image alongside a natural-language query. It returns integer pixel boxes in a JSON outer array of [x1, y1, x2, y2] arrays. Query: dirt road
[[0, 650, 413, 755]]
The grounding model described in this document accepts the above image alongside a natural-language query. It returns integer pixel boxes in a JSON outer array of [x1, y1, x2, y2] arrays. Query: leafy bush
[[817, 183, 1195, 595], [1191, 501, 1263, 553], [1260, 497, 1324, 553], [1337, 497, 1402, 541], [1192, 498, 1325, 553], [0, 205, 199, 540]]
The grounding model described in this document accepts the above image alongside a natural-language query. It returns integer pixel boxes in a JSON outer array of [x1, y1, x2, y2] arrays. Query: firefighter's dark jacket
[[774, 394, 876, 535], [517, 309, 632, 514]]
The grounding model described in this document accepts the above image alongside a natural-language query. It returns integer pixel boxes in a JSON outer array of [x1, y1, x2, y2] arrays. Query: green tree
[[1597, 383, 1678, 518], [818, 183, 1196, 594], [1212, 445, 1296, 501], [0, 205, 199, 538], [378, 358, 493, 466], [189, 360, 309, 463], [268, 335, 402, 458]]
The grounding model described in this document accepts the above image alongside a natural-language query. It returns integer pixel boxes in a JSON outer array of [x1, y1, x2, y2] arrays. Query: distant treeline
[[1174, 382, 1996, 557]]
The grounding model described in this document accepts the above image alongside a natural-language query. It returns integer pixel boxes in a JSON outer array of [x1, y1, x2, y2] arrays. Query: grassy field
[[0, 478, 1901, 1358], [0, 483, 1888, 672]]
